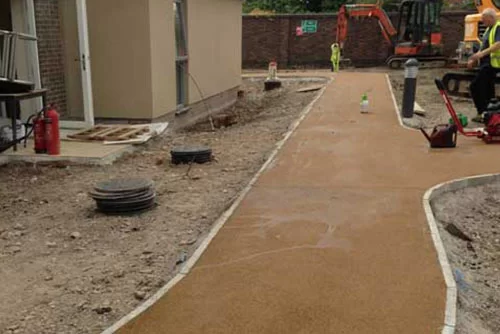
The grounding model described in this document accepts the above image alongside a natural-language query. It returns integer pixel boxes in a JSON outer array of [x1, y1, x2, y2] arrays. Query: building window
[[174, 0, 188, 111]]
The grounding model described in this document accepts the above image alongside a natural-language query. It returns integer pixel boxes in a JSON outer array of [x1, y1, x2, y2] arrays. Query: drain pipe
[[402, 58, 419, 118]]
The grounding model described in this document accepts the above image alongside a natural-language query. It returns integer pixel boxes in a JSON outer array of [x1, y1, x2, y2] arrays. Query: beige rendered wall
[[148, 0, 177, 119], [187, 0, 242, 105], [85, 0, 241, 120], [86, 0, 153, 119]]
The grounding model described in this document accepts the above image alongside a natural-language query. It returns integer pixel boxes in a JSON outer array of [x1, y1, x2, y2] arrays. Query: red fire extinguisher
[[33, 111, 46, 154], [44, 106, 60, 155]]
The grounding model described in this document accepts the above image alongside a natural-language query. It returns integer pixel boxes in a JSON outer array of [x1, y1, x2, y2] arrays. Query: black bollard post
[[402, 58, 419, 118]]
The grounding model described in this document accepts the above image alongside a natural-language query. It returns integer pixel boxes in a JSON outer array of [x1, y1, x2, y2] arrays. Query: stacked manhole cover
[[90, 178, 156, 215], [170, 146, 212, 164]]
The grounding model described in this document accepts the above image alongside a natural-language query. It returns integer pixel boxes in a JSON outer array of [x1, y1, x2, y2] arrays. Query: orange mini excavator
[[336, 0, 448, 69]]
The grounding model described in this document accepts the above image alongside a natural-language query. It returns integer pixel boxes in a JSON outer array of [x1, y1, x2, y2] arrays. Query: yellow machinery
[[443, 0, 500, 98], [459, 0, 500, 59]]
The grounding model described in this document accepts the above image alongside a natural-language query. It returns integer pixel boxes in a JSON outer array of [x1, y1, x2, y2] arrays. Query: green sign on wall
[[301, 20, 318, 33]]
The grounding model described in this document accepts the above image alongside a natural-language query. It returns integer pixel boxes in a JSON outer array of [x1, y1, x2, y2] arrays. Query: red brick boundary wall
[[34, 0, 67, 115], [242, 11, 474, 68]]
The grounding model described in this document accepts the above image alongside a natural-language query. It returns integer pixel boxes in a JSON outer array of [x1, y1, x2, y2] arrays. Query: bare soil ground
[[389, 68, 500, 334], [0, 78, 322, 334], [388, 68, 481, 130], [432, 184, 500, 334]]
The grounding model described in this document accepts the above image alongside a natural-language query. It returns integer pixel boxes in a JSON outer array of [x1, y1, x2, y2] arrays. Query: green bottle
[[360, 93, 369, 113], [449, 113, 468, 127]]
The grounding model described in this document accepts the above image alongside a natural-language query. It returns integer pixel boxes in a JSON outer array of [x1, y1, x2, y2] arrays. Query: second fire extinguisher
[[44, 106, 60, 156], [33, 111, 46, 154]]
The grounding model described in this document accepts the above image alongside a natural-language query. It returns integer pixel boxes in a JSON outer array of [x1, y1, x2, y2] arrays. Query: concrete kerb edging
[[243, 76, 329, 83], [100, 75, 333, 334], [386, 73, 457, 333], [423, 173, 500, 334], [385, 74, 417, 132], [386, 72, 498, 334]]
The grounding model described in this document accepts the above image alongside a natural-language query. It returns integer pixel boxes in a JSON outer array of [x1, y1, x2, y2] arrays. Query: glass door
[[59, 0, 94, 126]]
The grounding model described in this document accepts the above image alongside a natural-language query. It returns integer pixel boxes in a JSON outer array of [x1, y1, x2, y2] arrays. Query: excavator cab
[[335, 0, 447, 69], [387, 0, 444, 68], [397, 0, 442, 46]]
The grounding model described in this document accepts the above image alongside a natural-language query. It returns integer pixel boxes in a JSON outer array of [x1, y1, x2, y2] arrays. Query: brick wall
[[243, 11, 474, 68], [34, 0, 67, 115], [0, 1, 12, 30]]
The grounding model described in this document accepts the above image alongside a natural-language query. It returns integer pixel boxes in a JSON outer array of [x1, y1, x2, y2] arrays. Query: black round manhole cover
[[94, 178, 153, 194], [96, 191, 156, 207], [90, 178, 156, 215], [89, 188, 152, 201], [171, 146, 211, 155], [97, 201, 157, 216], [171, 146, 212, 165]]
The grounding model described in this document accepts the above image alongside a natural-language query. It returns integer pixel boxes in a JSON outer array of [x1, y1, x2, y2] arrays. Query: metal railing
[[0, 30, 37, 81]]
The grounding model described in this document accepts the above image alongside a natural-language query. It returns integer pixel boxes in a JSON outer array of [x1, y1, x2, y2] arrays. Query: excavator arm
[[335, 0, 447, 70], [336, 4, 397, 50]]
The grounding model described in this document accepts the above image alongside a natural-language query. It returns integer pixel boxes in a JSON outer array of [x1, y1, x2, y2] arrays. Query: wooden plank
[[94, 127, 129, 140], [104, 123, 168, 145], [67, 126, 107, 140], [67, 125, 149, 142], [105, 127, 149, 141], [88, 127, 121, 139], [296, 85, 324, 93], [69, 125, 106, 135]]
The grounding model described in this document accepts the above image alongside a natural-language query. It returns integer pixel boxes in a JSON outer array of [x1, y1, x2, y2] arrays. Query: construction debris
[[212, 114, 237, 129], [414, 102, 426, 117], [264, 80, 282, 91], [445, 223, 473, 242], [296, 85, 324, 93]]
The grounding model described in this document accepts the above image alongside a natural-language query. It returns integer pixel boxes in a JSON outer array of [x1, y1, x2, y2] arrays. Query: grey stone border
[[423, 173, 500, 334], [386, 74, 416, 132], [243, 76, 329, 83], [424, 182, 457, 334], [387, 73, 456, 333], [387, 73, 500, 334], [100, 76, 332, 334]]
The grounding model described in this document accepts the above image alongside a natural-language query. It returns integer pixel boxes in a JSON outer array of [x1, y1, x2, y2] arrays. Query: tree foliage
[[243, 0, 349, 14], [243, 0, 474, 14], [242, 0, 397, 14]]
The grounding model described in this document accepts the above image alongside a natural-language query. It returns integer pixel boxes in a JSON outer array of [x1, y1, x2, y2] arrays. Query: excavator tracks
[[441, 71, 500, 99], [386, 55, 449, 69]]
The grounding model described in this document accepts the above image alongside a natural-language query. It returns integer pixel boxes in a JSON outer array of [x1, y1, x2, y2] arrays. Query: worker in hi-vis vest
[[331, 43, 340, 72], [468, 8, 500, 123]]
